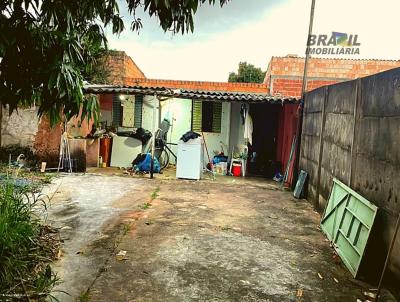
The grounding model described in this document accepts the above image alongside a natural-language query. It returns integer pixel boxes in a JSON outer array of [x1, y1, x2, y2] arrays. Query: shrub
[[0, 179, 58, 300]]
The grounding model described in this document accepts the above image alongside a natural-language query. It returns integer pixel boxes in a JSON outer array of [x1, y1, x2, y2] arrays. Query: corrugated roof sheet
[[83, 85, 300, 104]]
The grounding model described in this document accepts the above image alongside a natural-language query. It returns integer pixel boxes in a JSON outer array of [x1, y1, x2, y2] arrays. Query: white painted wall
[[160, 98, 192, 164], [1, 106, 40, 148], [158, 98, 231, 165], [202, 102, 231, 163], [142, 95, 158, 133], [140, 96, 232, 166]]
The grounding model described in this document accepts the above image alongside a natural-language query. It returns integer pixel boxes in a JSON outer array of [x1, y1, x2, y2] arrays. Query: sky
[[106, 0, 400, 82]]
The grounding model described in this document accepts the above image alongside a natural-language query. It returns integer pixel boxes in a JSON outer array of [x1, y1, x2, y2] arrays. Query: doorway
[[247, 103, 281, 177]]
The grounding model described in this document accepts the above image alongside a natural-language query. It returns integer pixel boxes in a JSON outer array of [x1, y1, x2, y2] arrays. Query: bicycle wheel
[[156, 149, 170, 171]]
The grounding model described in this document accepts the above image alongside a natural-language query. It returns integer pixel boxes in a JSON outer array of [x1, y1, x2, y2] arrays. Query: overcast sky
[[106, 0, 400, 81]]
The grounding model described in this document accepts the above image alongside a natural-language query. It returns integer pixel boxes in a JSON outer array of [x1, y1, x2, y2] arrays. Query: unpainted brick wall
[[104, 51, 146, 85], [124, 78, 270, 94], [265, 56, 400, 97]]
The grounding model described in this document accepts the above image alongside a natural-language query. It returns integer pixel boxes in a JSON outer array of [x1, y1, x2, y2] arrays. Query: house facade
[[97, 80, 273, 167], [2, 52, 400, 178]]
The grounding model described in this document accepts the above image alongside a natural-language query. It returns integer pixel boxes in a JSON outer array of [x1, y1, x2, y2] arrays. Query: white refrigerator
[[176, 137, 204, 180]]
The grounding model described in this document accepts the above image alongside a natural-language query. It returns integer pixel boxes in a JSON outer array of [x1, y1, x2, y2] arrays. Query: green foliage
[[0, 180, 58, 298], [228, 62, 266, 84], [79, 291, 91, 302], [140, 202, 151, 210], [82, 47, 111, 85], [151, 186, 160, 200], [0, 0, 229, 126]]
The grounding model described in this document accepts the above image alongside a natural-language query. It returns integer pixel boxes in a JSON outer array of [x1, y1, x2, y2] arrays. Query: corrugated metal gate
[[321, 178, 378, 277]]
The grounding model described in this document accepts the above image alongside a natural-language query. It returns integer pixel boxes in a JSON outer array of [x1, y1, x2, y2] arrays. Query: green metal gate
[[321, 178, 378, 277]]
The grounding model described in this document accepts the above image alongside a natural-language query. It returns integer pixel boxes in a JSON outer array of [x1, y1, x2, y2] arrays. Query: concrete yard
[[45, 172, 388, 302]]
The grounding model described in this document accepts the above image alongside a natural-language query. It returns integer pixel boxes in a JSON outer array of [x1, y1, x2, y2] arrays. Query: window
[[191, 100, 222, 133], [133, 95, 143, 128], [112, 95, 122, 127], [112, 95, 143, 128]]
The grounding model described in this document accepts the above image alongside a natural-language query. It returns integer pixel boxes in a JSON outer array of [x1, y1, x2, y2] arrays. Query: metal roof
[[83, 84, 300, 104]]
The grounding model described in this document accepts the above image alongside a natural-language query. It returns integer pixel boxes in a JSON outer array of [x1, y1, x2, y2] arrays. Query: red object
[[232, 163, 242, 177], [99, 94, 113, 111], [276, 103, 299, 185], [100, 138, 112, 167]]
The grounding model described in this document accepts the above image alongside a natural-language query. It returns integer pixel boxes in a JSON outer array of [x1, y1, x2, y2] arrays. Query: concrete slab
[[45, 173, 393, 302]]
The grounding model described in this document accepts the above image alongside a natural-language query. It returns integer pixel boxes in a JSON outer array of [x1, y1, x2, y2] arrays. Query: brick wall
[[271, 78, 339, 97], [104, 51, 146, 85], [124, 78, 269, 94], [265, 56, 400, 97], [33, 116, 63, 165]]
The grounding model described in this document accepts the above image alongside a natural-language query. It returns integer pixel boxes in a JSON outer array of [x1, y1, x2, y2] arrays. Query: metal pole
[[375, 212, 400, 301], [301, 0, 316, 98], [292, 0, 316, 188], [150, 94, 157, 179]]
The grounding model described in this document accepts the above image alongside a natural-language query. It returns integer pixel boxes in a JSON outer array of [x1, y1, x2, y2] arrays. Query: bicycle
[[153, 119, 177, 171]]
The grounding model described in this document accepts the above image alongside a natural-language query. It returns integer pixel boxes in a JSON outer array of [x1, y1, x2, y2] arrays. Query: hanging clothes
[[244, 109, 253, 146], [240, 103, 247, 125]]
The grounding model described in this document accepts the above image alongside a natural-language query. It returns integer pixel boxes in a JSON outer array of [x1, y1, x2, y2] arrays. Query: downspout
[[292, 0, 316, 188]]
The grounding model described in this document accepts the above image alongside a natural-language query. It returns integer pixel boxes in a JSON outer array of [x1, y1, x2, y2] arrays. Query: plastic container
[[215, 162, 228, 175], [232, 163, 242, 177]]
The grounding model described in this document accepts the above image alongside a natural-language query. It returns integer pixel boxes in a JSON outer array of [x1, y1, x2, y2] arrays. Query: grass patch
[[151, 187, 160, 200], [79, 291, 91, 302], [0, 177, 60, 300]]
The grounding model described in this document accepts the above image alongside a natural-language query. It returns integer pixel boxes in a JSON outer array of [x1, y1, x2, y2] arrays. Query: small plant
[[151, 187, 160, 200], [79, 291, 91, 302], [140, 202, 151, 210], [122, 223, 130, 235]]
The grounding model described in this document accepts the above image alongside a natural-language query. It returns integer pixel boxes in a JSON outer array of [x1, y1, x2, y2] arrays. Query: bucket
[[232, 163, 242, 177]]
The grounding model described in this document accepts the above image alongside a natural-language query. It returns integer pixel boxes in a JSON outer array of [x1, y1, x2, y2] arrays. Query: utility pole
[[301, 0, 316, 97], [292, 0, 316, 188]]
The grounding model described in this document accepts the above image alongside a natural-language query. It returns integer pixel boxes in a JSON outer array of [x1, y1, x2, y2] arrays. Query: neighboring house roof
[[83, 84, 300, 104]]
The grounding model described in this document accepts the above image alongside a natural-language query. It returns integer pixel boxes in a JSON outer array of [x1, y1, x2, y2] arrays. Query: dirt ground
[[45, 171, 394, 302]]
